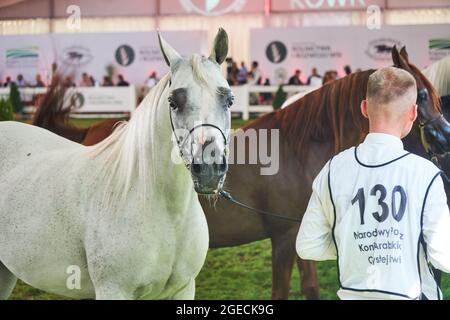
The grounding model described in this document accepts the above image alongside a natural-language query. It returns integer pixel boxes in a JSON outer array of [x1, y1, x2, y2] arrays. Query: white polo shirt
[[296, 133, 450, 300]]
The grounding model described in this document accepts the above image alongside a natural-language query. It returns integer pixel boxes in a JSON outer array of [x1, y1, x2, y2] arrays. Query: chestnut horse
[[200, 47, 450, 300], [32, 76, 124, 146]]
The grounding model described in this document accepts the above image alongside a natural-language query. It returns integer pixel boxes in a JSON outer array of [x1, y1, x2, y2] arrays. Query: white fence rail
[[230, 85, 318, 120], [0, 85, 318, 120], [0, 86, 137, 117]]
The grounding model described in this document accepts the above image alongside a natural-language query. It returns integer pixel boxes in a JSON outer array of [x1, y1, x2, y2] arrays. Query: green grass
[[12, 238, 450, 300], [7, 117, 450, 299]]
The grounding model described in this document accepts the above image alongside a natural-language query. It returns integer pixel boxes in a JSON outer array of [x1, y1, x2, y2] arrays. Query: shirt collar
[[363, 133, 404, 150]]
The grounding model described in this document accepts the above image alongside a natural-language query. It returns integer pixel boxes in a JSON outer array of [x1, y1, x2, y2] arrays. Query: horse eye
[[227, 96, 234, 108], [168, 97, 178, 110]]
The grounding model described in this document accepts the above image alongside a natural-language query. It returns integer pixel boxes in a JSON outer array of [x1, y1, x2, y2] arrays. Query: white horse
[[423, 56, 450, 97], [0, 28, 232, 300]]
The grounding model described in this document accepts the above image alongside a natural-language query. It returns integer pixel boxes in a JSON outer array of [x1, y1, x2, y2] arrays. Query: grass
[[7, 116, 450, 299]]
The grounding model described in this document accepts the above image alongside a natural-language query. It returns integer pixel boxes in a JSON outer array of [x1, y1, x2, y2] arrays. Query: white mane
[[88, 74, 171, 210], [423, 56, 450, 96]]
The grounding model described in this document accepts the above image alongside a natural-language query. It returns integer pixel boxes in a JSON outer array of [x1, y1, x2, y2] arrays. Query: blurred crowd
[[0, 63, 161, 89], [1, 60, 358, 90]]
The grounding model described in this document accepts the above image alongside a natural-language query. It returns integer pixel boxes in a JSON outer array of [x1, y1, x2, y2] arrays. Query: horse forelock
[[245, 70, 373, 158], [407, 62, 442, 112]]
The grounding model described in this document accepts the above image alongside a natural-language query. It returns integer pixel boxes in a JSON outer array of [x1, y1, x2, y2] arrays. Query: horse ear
[[400, 46, 409, 62], [392, 45, 401, 67], [157, 30, 182, 67], [209, 27, 228, 65]]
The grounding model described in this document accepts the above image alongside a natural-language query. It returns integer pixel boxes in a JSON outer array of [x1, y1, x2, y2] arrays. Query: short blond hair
[[367, 67, 417, 106]]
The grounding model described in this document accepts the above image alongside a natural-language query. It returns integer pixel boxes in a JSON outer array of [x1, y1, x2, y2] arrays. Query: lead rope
[[219, 190, 301, 223]]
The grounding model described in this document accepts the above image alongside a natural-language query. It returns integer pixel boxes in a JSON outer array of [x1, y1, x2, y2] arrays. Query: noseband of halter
[[167, 82, 229, 168]]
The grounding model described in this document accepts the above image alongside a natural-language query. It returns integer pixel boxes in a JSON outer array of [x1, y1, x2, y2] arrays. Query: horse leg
[[171, 279, 195, 300], [271, 233, 296, 300], [296, 257, 320, 300], [0, 261, 17, 300]]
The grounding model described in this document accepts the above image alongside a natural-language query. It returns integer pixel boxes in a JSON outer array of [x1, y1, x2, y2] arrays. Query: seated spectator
[[102, 76, 114, 86], [3, 76, 12, 87], [16, 74, 27, 87], [146, 71, 159, 88], [261, 78, 273, 103], [250, 61, 261, 85], [35, 74, 45, 87], [117, 74, 129, 87], [288, 69, 304, 85], [322, 71, 337, 85], [307, 68, 322, 86], [236, 62, 248, 85], [344, 65, 352, 76], [79, 73, 93, 87], [90, 75, 99, 87], [226, 57, 234, 85], [64, 76, 76, 88]]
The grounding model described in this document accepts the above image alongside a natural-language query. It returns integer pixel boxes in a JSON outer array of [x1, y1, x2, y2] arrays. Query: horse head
[[392, 46, 450, 157], [158, 28, 232, 195]]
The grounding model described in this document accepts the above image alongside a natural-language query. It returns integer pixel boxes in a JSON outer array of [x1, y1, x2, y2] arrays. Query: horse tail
[[32, 74, 88, 143]]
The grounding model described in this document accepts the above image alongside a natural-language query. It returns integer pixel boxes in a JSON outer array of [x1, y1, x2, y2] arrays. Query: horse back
[[0, 121, 80, 174]]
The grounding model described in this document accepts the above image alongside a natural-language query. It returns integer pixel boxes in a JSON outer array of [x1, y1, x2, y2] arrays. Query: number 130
[[351, 184, 407, 225]]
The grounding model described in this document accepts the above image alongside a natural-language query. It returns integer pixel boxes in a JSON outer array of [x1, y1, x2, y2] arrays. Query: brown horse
[[32, 49, 449, 300], [200, 46, 450, 300], [32, 76, 125, 146]]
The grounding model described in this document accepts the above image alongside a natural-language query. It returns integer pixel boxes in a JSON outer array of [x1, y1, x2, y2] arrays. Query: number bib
[[328, 146, 441, 299]]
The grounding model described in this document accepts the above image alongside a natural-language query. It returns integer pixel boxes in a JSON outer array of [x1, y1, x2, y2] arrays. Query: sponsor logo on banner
[[291, 42, 342, 59], [365, 38, 402, 61], [266, 41, 288, 64], [139, 46, 164, 62], [6, 46, 39, 68], [61, 46, 93, 67], [70, 92, 85, 109], [429, 38, 450, 61], [179, 0, 246, 16], [115, 45, 135, 66]]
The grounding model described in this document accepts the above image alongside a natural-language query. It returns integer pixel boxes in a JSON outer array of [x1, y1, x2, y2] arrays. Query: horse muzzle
[[420, 115, 450, 156]]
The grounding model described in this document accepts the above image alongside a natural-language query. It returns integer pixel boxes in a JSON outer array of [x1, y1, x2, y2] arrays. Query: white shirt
[[296, 133, 450, 300]]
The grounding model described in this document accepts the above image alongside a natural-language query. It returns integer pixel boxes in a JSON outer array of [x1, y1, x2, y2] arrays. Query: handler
[[296, 66, 450, 300]]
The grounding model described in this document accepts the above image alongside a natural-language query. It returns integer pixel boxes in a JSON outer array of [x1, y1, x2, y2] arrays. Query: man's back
[[297, 133, 450, 299]]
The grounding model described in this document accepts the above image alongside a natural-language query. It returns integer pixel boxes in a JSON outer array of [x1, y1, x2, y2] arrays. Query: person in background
[[230, 61, 239, 85], [90, 75, 99, 87], [226, 57, 234, 86], [288, 69, 304, 85], [48, 62, 58, 84], [261, 78, 273, 104], [146, 71, 159, 88], [344, 65, 352, 76], [3, 76, 12, 87], [35, 74, 45, 87], [102, 76, 114, 87], [249, 61, 261, 85], [117, 74, 130, 87], [64, 76, 76, 88], [307, 68, 323, 86], [236, 62, 248, 85], [297, 67, 450, 300], [16, 74, 27, 87], [322, 71, 336, 85], [79, 73, 93, 87]]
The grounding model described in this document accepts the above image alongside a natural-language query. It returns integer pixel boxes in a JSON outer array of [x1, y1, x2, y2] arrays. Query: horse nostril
[[192, 163, 202, 175]]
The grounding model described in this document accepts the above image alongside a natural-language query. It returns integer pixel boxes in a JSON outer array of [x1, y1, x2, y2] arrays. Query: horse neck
[[95, 73, 193, 208]]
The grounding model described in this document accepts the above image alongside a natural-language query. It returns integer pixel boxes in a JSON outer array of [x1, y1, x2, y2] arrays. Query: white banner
[[65, 86, 137, 114], [0, 31, 207, 86], [251, 24, 450, 84]]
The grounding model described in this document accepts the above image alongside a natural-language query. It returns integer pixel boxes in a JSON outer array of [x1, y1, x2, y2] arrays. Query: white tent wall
[[1, 1, 450, 68]]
